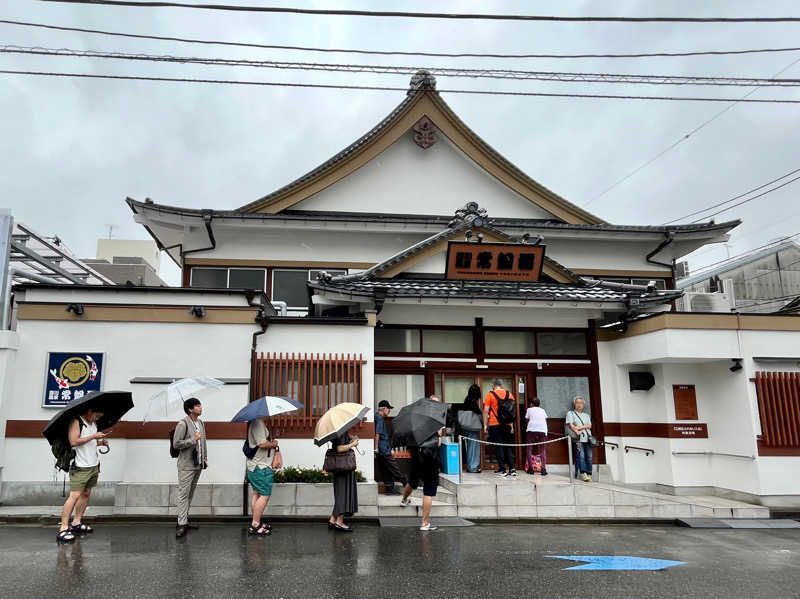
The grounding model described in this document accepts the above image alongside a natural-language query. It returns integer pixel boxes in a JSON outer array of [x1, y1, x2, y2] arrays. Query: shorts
[[247, 466, 274, 496], [69, 465, 99, 492], [408, 453, 439, 497]]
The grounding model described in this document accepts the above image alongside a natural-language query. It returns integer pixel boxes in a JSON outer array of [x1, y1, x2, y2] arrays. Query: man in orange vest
[[483, 379, 517, 477]]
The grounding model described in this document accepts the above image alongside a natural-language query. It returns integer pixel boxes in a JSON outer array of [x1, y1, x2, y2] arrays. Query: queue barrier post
[[567, 437, 575, 484]]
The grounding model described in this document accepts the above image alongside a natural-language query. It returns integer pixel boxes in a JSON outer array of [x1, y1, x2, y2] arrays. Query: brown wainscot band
[[604, 422, 709, 438], [5, 420, 374, 440]]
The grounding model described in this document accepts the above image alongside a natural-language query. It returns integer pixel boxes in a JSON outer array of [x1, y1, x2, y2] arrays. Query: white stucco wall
[[294, 131, 556, 219], [599, 326, 800, 499], [1, 315, 375, 486]]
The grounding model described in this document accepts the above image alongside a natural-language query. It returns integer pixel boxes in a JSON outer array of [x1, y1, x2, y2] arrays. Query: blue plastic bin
[[439, 442, 460, 474]]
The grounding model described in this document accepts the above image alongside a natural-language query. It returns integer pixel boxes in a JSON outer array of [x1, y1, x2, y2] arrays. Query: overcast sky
[[2, 0, 799, 285]]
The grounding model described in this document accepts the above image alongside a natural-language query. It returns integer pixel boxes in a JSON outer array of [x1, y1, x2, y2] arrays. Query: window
[[485, 331, 535, 355], [536, 376, 590, 419], [536, 331, 587, 355], [190, 268, 228, 288], [190, 267, 266, 291], [375, 328, 420, 353], [272, 269, 346, 309], [229, 268, 266, 290], [375, 374, 424, 416], [422, 330, 473, 354]]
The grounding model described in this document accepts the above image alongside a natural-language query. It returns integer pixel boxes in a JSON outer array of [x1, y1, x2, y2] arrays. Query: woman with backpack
[[245, 417, 281, 536], [566, 396, 593, 482]]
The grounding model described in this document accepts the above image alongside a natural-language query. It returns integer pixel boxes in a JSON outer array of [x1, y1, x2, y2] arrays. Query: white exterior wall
[[0, 330, 19, 484], [1, 312, 375, 487], [599, 327, 800, 501], [294, 132, 556, 219], [380, 304, 595, 328]]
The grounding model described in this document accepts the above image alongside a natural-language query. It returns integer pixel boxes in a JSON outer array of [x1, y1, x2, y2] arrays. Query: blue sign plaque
[[43, 352, 104, 407]]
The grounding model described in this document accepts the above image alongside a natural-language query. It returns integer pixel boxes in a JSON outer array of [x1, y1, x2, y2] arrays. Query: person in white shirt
[[524, 397, 548, 476], [58, 407, 109, 543]]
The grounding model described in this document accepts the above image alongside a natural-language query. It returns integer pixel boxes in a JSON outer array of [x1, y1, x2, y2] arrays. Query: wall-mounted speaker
[[629, 371, 655, 391]]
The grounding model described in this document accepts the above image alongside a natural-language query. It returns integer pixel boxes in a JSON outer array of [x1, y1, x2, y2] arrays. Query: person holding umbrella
[[232, 395, 302, 536], [314, 402, 370, 533], [57, 407, 108, 543], [173, 398, 208, 538], [394, 395, 447, 532], [42, 390, 134, 544]]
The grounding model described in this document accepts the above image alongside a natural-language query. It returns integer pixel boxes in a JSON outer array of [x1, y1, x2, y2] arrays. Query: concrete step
[[378, 500, 457, 518], [377, 487, 456, 506]]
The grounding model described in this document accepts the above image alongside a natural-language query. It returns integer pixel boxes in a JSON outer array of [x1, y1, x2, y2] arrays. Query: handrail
[[601, 440, 619, 450], [624, 445, 654, 456], [671, 451, 755, 460]]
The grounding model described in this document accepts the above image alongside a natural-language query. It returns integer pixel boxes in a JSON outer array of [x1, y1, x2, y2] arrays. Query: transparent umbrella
[[143, 377, 224, 422]]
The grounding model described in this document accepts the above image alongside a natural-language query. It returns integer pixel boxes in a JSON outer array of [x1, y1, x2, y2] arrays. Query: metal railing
[[671, 451, 755, 460], [624, 445, 655, 456]]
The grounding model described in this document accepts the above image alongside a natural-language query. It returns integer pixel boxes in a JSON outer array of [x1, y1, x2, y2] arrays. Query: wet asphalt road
[[0, 522, 798, 599]]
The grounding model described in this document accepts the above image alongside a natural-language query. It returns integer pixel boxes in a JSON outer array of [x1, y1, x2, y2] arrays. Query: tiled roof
[[310, 276, 682, 305], [127, 199, 739, 236]]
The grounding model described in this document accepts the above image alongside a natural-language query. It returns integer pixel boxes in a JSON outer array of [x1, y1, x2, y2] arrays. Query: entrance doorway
[[431, 370, 595, 469]]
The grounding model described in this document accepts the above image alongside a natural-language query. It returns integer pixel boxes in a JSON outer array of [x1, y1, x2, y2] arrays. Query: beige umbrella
[[314, 402, 370, 446]]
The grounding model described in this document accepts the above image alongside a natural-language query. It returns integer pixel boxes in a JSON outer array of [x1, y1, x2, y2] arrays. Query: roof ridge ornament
[[412, 116, 437, 149], [449, 202, 488, 228], [407, 69, 437, 96]]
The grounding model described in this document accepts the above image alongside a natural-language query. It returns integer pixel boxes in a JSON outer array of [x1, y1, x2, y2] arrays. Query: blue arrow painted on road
[[547, 556, 685, 571]]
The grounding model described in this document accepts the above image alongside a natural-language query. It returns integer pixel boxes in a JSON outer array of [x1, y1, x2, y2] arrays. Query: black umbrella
[[42, 390, 134, 443], [390, 397, 447, 448]]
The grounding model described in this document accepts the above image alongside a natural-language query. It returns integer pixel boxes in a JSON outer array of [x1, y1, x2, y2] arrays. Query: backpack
[[51, 419, 85, 472], [169, 423, 183, 458], [490, 390, 516, 425], [242, 439, 258, 459]]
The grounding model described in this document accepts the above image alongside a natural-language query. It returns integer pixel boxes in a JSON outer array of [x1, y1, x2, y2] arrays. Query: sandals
[[57, 529, 76, 543], [70, 522, 93, 535], [247, 523, 271, 536], [333, 523, 353, 532]]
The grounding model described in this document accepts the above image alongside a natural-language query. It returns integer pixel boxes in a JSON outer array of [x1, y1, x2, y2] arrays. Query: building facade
[[1, 73, 799, 510]]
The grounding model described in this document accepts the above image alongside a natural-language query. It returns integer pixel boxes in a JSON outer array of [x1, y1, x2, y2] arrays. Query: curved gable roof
[[238, 72, 604, 225]]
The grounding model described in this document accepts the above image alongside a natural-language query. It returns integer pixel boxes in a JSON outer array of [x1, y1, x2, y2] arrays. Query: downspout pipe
[[181, 211, 217, 280], [646, 231, 675, 271]]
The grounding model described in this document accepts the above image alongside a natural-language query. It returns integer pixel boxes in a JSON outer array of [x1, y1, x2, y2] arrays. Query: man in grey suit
[[172, 397, 208, 538]]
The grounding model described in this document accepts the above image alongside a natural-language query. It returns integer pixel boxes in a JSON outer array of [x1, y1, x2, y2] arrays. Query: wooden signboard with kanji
[[445, 241, 545, 282], [673, 384, 699, 420]]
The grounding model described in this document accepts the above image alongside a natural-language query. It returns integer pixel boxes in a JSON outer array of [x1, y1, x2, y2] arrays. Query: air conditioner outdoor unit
[[676, 292, 733, 313], [675, 261, 690, 280]]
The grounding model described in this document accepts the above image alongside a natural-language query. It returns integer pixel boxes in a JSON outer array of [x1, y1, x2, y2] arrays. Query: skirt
[[332, 470, 358, 517]]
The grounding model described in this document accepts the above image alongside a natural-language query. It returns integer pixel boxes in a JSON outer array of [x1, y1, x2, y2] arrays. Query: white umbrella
[[143, 377, 225, 422]]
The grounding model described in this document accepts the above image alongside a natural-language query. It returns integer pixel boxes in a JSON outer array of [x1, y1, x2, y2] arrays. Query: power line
[[5, 68, 800, 103], [5, 18, 800, 60], [582, 56, 800, 207], [662, 167, 800, 224], [689, 175, 800, 223], [35, 1, 800, 22], [8, 45, 800, 87]]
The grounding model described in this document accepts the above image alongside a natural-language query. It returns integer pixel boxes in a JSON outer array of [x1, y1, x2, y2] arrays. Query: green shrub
[[274, 467, 366, 484]]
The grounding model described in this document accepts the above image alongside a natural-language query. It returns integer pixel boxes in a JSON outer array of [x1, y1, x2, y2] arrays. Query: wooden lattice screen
[[252, 352, 365, 434], [753, 371, 800, 448]]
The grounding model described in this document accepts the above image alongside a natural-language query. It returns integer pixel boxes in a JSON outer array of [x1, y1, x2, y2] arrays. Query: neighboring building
[[85, 238, 166, 286], [96, 238, 160, 272], [2, 72, 799, 512], [677, 240, 800, 313], [82, 257, 166, 287]]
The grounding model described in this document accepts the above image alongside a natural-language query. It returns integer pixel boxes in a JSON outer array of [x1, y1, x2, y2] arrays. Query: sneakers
[[419, 523, 438, 531], [400, 497, 411, 507], [582, 473, 591, 482], [495, 470, 507, 477], [507, 469, 518, 478]]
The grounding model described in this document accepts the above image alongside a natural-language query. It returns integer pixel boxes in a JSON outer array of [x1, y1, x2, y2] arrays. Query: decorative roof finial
[[408, 70, 437, 96], [449, 202, 488, 227]]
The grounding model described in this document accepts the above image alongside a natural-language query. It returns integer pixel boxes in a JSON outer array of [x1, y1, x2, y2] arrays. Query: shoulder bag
[[323, 448, 357, 472], [458, 409, 483, 432], [564, 411, 580, 441]]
